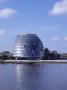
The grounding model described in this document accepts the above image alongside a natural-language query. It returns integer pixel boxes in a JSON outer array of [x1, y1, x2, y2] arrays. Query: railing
[[0, 60, 67, 64]]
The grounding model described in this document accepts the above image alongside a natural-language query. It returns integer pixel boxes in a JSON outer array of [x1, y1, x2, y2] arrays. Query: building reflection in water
[[15, 64, 45, 90]]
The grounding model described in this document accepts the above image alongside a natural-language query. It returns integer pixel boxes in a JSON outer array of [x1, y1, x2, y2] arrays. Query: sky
[[0, 0, 67, 53]]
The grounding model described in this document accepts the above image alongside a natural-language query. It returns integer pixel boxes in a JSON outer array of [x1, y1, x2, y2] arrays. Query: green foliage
[[42, 48, 61, 60], [0, 51, 13, 60]]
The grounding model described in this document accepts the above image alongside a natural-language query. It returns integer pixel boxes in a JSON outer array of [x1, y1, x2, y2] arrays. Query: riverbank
[[0, 60, 67, 64]]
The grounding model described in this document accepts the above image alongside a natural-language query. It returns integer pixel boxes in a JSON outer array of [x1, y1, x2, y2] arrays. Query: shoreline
[[0, 60, 67, 64]]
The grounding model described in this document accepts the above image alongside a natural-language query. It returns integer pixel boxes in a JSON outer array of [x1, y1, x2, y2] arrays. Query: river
[[0, 63, 67, 90]]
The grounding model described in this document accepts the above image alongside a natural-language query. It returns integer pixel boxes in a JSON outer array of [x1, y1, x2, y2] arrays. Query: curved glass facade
[[13, 34, 44, 60]]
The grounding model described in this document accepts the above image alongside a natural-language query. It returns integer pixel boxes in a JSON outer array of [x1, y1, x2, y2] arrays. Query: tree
[[42, 48, 50, 60], [42, 48, 61, 60], [0, 51, 13, 60]]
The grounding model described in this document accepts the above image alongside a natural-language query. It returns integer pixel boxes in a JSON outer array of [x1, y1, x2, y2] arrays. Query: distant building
[[62, 53, 67, 59], [13, 34, 44, 60]]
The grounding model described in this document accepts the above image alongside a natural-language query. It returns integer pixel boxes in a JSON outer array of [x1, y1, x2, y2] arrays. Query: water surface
[[0, 63, 67, 90]]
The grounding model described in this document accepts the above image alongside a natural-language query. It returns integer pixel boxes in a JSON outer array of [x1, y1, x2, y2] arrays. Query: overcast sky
[[0, 0, 67, 53]]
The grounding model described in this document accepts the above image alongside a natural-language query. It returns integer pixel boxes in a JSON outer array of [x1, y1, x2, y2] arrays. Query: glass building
[[13, 34, 44, 60]]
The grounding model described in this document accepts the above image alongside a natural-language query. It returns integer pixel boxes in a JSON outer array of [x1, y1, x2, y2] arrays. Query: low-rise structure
[[62, 53, 67, 60]]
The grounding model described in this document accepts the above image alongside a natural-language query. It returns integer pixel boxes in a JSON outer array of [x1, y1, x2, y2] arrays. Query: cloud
[[64, 36, 67, 41], [51, 36, 60, 41], [41, 26, 58, 30], [0, 0, 6, 2], [0, 8, 17, 18], [51, 36, 67, 41], [0, 29, 5, 35], [49, 0, 67, 15], [0, 0, 11, 2]]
